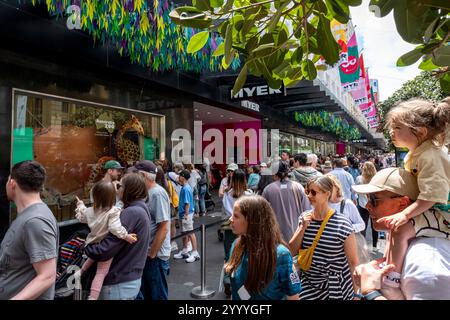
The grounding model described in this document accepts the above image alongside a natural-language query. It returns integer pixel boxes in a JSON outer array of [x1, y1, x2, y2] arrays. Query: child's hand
[[377, 211, 409, 231], [75, 196, 84, 207], [125, 233, 138, 244]]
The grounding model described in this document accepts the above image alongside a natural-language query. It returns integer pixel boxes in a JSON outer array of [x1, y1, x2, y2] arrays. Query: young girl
[[381, 97, 450, 290], [74, 180, 137, 300]]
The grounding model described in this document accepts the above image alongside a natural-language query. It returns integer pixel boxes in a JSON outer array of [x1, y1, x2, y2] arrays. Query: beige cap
[[352, 167, 419, 200], [227, 163, 239, 171]]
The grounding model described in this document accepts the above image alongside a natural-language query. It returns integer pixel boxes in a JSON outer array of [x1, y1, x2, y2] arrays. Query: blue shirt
[[247, 173, 261, 189], [330, 168, 356, 201], [229, 243, 301, 300], [178, 184, 195, 218]]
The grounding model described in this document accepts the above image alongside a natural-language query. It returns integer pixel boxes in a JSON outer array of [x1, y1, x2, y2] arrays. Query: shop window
[[11, 92, 164, 224]]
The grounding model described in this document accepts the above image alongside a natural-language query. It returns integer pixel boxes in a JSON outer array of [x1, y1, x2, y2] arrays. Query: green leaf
[[212, 42, 225, 56], [169, 7, 212, 29], [341, 0, 362, 6], [418, 57, 439, 70], [423, 16, 440, 41], [439, 73, 450, 93], [252, 43, 275, 57], [224, 24, 234, 65], [187, 31, 210, 53], [256, 59, 282, 89], [418, 0, 450, 10], [393, 0, 429, 43], [325, 0, 350, 23], [317, 14, 340, 65], [276, 28, 288, 46], [369, 0, 396, 17], [268, 1, 290, 32], [232, 64, 248, 96], [396, 46, 424, 66], [210, 0, 224, 9], [291, 47, 303, 65], [193, 0, 211, 11], [432, 45, 450, 66], [302, 59, 317, 80]]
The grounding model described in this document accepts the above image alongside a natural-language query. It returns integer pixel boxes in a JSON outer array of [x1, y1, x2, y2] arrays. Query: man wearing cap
[[134, 160, 171, 300], [103, 160, 124, 183], [352, 168, 450, 300], [262, 160, 311, 243]]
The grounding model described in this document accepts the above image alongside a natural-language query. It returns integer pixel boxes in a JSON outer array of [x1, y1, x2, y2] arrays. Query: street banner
[[339, 32, 361, 91]]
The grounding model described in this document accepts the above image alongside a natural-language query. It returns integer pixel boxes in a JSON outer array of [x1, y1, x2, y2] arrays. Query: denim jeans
[[199, 184, 207, 213], [98, 279, 141, 300], [140, 257, 170, 300]]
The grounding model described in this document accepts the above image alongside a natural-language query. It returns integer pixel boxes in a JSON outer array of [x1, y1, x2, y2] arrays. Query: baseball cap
[[179, 169, 191, 181], [352, 167, 419, 200], [227, 163, 239, 171], [260, 162, 267, 167], [134, 160, 158, 174], [104, 160, 124, 170]]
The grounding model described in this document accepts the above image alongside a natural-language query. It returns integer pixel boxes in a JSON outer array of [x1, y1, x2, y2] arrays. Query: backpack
[[166, 176, 179, 208]]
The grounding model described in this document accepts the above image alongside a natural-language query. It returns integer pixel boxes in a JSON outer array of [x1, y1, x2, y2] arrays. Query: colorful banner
[[339, 32, 361, 91]]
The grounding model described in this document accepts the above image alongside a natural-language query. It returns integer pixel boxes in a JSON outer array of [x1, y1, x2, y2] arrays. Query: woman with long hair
[[289, 175, 358, 300], [355, 161, 379, 251], [225, 196, 301, 300], [222, 169, 253, 296]]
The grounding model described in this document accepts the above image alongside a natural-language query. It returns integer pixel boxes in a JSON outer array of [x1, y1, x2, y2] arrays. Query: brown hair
[[229, 169, 248, 198], [361, 161, 377, 184], [385, 97, 450, 147], [92, 180, 117, 212], [224, 196, 285, 294], [120, 173, 148, 208]]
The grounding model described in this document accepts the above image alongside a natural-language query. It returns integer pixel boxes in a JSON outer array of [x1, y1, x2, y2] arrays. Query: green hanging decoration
[[27, 0, 240, 73], [294, 111, 362, 141]]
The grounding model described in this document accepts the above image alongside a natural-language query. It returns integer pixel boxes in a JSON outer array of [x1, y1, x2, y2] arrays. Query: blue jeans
[[199, 184, 207, 213], [98, 279, 141, 300], [140, 257, 170, 300]]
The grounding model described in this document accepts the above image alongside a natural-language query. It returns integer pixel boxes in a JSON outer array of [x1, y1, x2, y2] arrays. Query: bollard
[[191, 224, 215, 299]]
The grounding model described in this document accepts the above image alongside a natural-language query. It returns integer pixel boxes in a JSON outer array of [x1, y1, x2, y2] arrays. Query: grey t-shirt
[[0, 202, 58, 300], [147, 185, 171, 261]]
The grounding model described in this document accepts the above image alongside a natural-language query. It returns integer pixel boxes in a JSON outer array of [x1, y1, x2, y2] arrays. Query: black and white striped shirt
[[298, 210, 354, 300]]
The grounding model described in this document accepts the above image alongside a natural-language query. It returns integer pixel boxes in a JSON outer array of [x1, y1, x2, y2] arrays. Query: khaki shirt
[[404, 140, 450, 204]]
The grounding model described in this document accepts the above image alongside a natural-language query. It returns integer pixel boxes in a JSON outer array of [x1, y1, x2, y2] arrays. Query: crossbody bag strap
[[292, 182, 301, 212], [340, 199, 346, 214], [309, 209, 334, 249]]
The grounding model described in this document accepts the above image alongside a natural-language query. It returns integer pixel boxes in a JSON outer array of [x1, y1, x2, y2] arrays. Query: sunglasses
[[368, 194, 403, 207], [305, 189, 321, 196]]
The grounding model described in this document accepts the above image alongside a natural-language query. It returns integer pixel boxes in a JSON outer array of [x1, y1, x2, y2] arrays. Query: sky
[[350, 0, 421, 101]]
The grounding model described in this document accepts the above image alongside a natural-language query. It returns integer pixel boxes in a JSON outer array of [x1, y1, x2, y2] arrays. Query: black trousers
[[357, 204, 378, 248]]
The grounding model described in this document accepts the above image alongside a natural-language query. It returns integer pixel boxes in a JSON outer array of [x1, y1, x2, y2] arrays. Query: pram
[[55, 226, 91, 300]]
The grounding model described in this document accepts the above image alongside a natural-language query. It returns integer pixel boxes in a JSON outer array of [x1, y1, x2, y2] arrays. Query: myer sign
[[231, 84, 284, 100], [241, 100, 260, 112]]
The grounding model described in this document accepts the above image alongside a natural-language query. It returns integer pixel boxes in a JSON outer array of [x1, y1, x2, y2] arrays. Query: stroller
[[55, 226, 91, 300]]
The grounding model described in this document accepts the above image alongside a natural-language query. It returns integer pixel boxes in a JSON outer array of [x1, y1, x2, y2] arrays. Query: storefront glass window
[[12, 92, 164, 224], [279, 132, 293, 154]]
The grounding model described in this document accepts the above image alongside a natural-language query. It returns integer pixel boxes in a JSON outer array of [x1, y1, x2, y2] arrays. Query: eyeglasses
[[305, 189, 321, 196], [368, 194, 403, 207]]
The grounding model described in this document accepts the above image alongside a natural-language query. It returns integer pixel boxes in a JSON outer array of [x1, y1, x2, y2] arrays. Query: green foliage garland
[[294, 111, 362, 141]]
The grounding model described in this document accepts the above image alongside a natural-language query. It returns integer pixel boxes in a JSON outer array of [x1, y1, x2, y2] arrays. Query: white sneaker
[[171, 241, 178, 252], [187, 241, 193, 252], [173, 250, 190, 259], [185, 252, 200, 263]]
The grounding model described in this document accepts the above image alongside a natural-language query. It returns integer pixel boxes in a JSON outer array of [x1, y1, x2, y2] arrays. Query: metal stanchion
[[191, 224, 215, 299]]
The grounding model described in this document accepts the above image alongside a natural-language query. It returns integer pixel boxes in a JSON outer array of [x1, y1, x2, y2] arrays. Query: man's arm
[[84, 232, 127, 261], [148, 221, 169, 258], [10, 258, 56, 300]]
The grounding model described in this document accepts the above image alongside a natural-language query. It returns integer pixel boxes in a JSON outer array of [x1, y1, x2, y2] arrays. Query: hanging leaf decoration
[[294, 111, 362, 141], [28, 0, 240, 72]]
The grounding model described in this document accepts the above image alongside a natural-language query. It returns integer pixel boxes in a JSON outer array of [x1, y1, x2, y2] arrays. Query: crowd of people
[[0, 97, 449, 300]]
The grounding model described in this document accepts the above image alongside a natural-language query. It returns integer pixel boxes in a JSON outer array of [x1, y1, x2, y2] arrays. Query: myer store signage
[[231, 84, 284, 100], [241, 100, 260, 112]]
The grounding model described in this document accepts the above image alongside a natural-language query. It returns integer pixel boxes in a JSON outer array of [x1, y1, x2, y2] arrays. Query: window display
[[12, 91, 164, 224]]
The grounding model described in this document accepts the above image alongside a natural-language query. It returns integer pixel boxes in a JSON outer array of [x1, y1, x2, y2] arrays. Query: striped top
[[298, 210, 354, 300]]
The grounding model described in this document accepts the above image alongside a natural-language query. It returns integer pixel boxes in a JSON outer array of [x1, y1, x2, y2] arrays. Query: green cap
[[104, 160, 124, 170]]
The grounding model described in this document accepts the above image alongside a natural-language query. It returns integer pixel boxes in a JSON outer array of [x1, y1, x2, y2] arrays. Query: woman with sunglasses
[[289, 175, 359, 300]]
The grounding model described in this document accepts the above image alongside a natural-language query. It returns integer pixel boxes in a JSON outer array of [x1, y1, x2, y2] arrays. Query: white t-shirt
[[402, 237, 450, 300]]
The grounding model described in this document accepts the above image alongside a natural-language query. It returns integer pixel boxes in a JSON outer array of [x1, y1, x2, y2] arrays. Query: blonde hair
[[385, 97, 450, 147], [325, 173, 343, 200], [361, 162, 377, 184], [306, 175, 334, 201]]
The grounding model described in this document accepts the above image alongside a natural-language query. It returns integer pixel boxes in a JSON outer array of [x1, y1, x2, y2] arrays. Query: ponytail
[[433, 97, 450, 146]]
